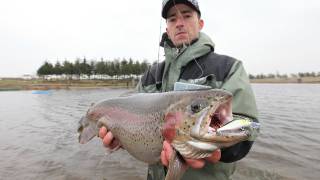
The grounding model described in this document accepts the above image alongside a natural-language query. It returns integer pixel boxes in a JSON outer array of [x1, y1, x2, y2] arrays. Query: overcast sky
[[0, 0, 319, 77]]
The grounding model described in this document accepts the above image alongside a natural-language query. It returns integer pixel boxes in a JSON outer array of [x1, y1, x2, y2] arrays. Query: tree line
[[37, 57, 151, 79], [37, 58, 319, 80], [249, 72, 320, 79]]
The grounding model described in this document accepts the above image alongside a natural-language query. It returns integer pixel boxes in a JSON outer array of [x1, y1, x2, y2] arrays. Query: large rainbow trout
[[78, 89, 260, 180]]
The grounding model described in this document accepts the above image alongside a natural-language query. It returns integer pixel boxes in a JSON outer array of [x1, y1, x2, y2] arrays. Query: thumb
[[161, 140, 173, 167]]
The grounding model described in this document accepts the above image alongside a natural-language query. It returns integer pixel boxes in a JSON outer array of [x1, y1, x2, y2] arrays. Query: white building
[[22, 74, 38, 80]]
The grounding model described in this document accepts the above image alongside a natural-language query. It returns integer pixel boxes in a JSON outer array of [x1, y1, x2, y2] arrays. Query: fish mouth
[[208, 99, 233, 133], [190, 96, 233, 142]]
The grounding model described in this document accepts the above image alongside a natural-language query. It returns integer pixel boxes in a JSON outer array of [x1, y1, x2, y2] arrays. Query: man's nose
[[175, 17, 185, 28]]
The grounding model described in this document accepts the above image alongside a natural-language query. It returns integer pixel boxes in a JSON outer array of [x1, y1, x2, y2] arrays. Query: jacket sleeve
[[136, 62, 165, 93], [219, 60, 259, 163], [136, 78, 159, 93]]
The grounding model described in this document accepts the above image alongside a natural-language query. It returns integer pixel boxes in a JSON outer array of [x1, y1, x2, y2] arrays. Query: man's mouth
[[175, 32, 188, 36]]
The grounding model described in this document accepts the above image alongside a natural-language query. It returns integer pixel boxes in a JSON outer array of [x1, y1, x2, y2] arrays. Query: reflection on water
[[0, 84, 319, 180]]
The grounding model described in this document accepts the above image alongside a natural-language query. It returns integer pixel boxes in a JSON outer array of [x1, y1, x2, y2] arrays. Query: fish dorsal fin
[[86, 103, 95, 114], [165, 150, 188, 180]]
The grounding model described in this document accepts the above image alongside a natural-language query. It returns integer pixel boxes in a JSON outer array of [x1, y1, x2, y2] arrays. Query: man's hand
[[99, 127, 121, 149], [161, 140, 221, 169]]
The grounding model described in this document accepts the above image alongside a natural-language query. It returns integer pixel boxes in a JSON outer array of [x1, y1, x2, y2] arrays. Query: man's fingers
[[99, 126, 107, 139], [102, 131, 114, 147], [163, 140, 173, 161], [161, 150, 169, 167], [160, 140, 173, 167], [185, 158, 205, 169], [205, 149, 221, 163], [99, 127, 121, 150]]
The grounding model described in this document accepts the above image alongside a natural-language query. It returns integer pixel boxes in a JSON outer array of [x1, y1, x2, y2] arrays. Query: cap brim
[[162, 0, 200, 18]]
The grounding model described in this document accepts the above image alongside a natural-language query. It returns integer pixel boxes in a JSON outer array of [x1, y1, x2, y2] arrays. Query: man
[[99, 0, 259, 179]]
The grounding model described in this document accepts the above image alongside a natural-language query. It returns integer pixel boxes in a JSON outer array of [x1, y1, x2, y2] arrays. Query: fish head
[[162, 89, 235, 159]]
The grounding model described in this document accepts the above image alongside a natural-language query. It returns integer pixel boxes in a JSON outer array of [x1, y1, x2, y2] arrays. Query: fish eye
[[191, 99, 207, 113], [191, 103, 201, 113]]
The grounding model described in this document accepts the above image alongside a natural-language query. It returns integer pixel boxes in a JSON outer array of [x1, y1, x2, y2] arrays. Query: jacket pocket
[[179, 74, 218, 89]]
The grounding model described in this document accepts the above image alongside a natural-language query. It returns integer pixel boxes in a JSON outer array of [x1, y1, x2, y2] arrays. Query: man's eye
[[168, 18, 176, 22]]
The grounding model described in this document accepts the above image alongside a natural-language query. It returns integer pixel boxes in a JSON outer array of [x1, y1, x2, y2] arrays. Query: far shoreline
[[0, 77, 319, 91], [0, 79, 137, 91], [250, 76, 320, 84]]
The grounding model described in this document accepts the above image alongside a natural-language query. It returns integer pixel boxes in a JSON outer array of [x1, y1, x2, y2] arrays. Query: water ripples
[[238, 84, 320, 179], [1, 85, 320, 179]]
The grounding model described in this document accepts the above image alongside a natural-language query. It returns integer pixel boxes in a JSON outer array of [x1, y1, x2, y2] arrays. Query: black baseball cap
[[162, 0, 201, 19]]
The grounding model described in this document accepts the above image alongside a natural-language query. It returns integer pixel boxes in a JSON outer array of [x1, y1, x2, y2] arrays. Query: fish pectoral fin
[[165, 150, 188, 180]]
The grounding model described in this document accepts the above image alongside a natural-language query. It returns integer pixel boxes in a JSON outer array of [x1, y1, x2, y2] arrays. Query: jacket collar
[[162, 32, 215, 67], [160, 32, 215, 91], [159, 32, 199, 48]]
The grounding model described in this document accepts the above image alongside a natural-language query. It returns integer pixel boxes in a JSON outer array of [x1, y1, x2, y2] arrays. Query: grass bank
[[0, 79, 138, 91], [250, 77, 320, 84]]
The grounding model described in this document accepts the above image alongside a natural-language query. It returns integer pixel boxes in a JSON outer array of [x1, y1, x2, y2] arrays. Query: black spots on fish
[[154, 126, 159, 133], [143, 141, 151, 147], [182, 121, 187, 131], [183, 121, 191, 129]]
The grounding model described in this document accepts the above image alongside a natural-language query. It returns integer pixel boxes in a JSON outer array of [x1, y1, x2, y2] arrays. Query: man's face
[[166, 4, 204, 47]]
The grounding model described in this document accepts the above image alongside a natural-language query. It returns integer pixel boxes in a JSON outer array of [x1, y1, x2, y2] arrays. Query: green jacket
[[137, 32, 259, 180]]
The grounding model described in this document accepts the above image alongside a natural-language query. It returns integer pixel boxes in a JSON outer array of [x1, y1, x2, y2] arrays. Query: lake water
[[0, 84, 319, 180]]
